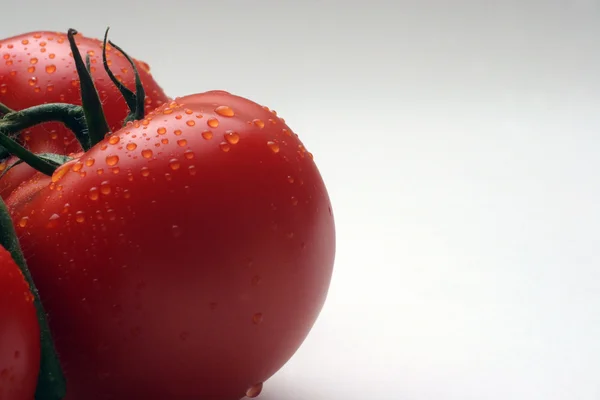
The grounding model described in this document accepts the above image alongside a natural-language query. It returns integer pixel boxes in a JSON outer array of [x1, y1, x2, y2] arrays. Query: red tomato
[[0, 31, 170, 199], [7, 91, 336, 399], [0, 244, 40, 400]]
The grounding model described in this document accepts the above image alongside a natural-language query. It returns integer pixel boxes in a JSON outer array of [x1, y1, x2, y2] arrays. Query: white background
[[4, 1, 600, 399]]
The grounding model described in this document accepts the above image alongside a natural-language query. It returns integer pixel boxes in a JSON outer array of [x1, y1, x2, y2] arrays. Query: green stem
[[67, 28, 110, 147], [0, 102, 14, 115], [0, 132, 57, 176], [0, 103, 90, 151], [102, 28, 146, 124], [0, 199, 66, 400]]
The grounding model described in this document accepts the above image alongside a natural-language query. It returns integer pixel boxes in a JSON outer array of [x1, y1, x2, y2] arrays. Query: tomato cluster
[[0, 29, 335, 400]]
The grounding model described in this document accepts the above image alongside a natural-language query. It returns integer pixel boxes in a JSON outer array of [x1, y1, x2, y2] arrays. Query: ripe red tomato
[[7, 90, 336, 399], [0, 244, 40, 400]]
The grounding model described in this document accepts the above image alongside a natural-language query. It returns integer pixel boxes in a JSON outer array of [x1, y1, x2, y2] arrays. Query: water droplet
[[253, 119, 265, 128], [71, 161, 83, 172], [28, 77, 37, 86], [220, 142, 231, 152], [88, 187, 100, 200], [85, 158, 95, 167], [75, 211, 85, 223], [100, 181, 111, 195], [51, 162, 71, 182], [126, 142, 137, 151], [184, 150, 194, 160], [18, 216, 28, 228], [140, 167, 150, 177], [96, 168, 104, 175], [172, 225, 182, 238], [267, 141, 280, 153], [252, 313, 263, 324], [106, 154, 119, 166], [184, 108, 193, 115], [224, 130, 240, 145], [201, 130, 213, 140], [49, 53, 55, 59], [215, 105, 234, 117], [141, 149, 153, 159], [173, 129, 182, 136], [45, 64, 56, 74], [27, 66, 35, 73], [21, 39, 29, 45], [186, 120, 196, 127], [168, 159, 181, 170], [177, 139, 187, 147], [291, 196, 298, 206], [207, 118, 219, 128], [287, 175, 295, 183], [157, 127, 167, 135], [47, 213, 60, 228], [108, 135, 120, 145], [188, 165, 197, 175], [246, 382, 263, 398]]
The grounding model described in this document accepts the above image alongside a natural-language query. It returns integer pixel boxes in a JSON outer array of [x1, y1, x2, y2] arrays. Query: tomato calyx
[[101, 27, 147, 125], [0, 198, 66, 400]]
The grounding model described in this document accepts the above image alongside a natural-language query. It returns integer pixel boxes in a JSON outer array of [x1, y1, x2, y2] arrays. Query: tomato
[[7, 90, 336, 399], [0, 244, 40, 400], [0, 30, 169, 199]]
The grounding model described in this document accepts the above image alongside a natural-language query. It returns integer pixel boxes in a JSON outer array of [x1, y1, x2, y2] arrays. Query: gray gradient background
[[4, 1, 600, 399]]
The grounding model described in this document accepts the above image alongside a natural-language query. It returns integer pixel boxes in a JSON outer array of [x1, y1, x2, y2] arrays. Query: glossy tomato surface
[[0, 31, 169, 200], [0, 245, 40, 400], [8, 91, 336, 399]]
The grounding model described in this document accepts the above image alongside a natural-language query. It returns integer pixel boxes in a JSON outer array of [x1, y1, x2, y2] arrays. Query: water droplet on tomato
[[157, 127, 167, 135], [18, 216, 28, 228], [253, 119, 265, 128], [215, 105, 234, 117], [177, 139, 187, 147], [106, 154, 119, 166], [141, 149, 153, 159], [252, 313, 263, 324], [51, 162, 71, 182], [140, 167, 150, 177], [291, 196, 298, 206], [168, 159, 181, 170], [126, 142, 137, 151], [246, 382, 263, 398], [173, 129, 182, 136], [47, 213, 60, 228], [30, 57, 38, 64], [287, 175, 295, 183], [27, 66, 35, 73], [45, 64, 56, 74], [186, 120, 195, 127], [207, 118, 219, 128], [28, 77, 37, 86], [88, 187, 100, 200], [85, 158, 95, 167], [188, 165, 197, 175], [220, 142, 231, 152], [100, 181, 111, 195], [184, 150, 194, 160], [224, 130, 240, 145], [202, 130, 213, 140], [75, 211, 85, 223], [172, 225, 182, 238], [267, 141, 280, 153], [108, 135, 120, 145]]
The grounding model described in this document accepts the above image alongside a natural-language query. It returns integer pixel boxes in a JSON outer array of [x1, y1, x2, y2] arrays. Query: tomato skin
[[0, 158, 38, 199], [7, 91, 336, 399], [0, 31, 170, 200], [0, 245, 40, 400]]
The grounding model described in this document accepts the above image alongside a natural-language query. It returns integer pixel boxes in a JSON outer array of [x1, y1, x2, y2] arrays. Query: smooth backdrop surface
[[3, 1, 600, 399]]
